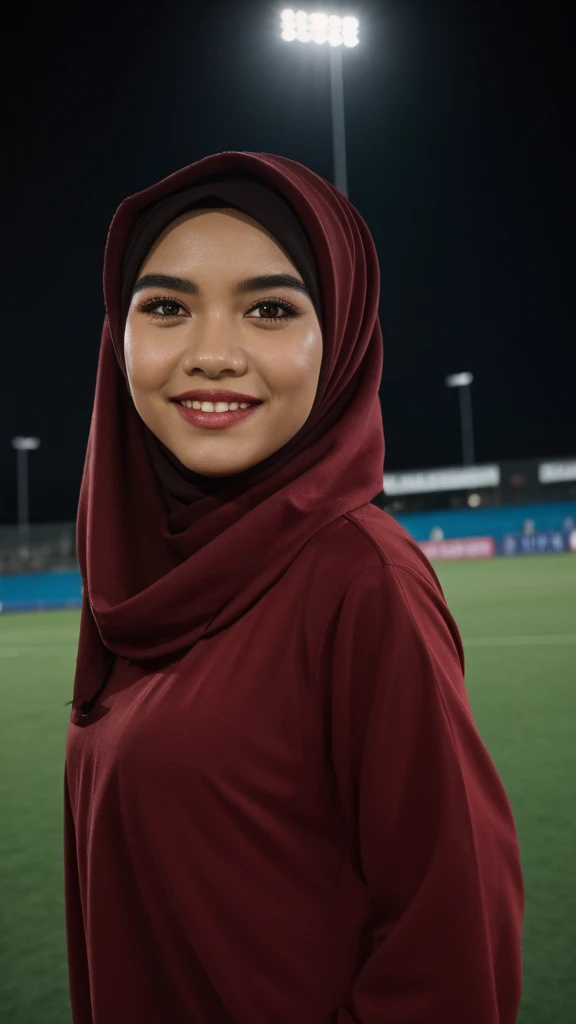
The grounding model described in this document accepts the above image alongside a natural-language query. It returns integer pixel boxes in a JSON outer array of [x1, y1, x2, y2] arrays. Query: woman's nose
[[180, 314, 248, 376]]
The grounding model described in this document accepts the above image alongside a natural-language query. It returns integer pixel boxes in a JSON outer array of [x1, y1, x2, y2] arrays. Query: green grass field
[[1, 554, 575, 1023]]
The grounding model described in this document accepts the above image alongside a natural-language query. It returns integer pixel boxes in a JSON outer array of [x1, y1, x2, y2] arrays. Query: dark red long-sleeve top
[[64, 505, 524, 1023]]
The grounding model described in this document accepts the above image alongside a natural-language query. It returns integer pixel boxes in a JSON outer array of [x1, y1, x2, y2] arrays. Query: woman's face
[[124, 208, 323, 477]]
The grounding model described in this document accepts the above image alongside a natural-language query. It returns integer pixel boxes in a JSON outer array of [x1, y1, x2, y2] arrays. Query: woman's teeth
[[179, 400, 253, 412]]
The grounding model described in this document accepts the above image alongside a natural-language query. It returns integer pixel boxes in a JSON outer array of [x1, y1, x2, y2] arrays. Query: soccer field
[[0, 554, 574, 1023]]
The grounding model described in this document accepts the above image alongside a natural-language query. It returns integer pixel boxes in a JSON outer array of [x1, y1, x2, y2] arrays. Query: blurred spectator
[[0, 523, 77, 575]]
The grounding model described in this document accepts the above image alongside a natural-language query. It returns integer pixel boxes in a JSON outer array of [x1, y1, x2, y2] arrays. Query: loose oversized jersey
[[65, 506, 524, 1023]]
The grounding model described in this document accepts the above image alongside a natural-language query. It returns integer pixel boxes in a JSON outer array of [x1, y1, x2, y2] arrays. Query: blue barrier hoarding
[[0, 571, 82, 613], [499, 531, 570, 556]]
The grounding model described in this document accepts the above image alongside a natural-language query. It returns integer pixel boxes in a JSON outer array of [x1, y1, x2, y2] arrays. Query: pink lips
[[174, 402, 262, 430]]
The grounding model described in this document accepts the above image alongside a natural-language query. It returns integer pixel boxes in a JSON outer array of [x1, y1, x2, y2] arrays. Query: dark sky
[[1, 0, 573, 523]]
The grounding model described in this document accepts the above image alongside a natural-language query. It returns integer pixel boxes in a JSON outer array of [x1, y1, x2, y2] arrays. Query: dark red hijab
[[70, 151, 384, 718]]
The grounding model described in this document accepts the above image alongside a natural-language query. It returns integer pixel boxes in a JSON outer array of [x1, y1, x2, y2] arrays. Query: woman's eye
[[248, 301, 292, 320], [152, 301, 183, 317], [137, 296, 186, 318]]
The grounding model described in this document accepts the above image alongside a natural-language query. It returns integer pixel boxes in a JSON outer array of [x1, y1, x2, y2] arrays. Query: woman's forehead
[[141, 209, 298, 272], [159, 207, 280, 241]]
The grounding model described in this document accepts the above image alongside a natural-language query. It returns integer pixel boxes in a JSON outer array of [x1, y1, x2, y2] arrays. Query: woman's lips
[[173, 402, 262, 430]]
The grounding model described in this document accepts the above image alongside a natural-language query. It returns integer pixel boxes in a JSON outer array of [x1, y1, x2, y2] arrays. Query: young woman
[[64, 151, 524, 1024]]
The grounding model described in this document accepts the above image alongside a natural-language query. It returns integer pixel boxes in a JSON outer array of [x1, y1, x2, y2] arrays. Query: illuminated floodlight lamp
[[280, 10, 359, 47], [310, 12, 328, 43], [11, 436, 41, 451], [342, 17, 359, 46], [445, 372, 474, 388]]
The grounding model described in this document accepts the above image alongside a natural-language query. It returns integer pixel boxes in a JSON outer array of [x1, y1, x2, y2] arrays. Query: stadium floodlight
[[281, 10, 359, 47], [11, 436, 41, 533], [11, 436, 41, 451], [446, 371, 473, 387], [444, 373, 475, 466], [279, 10, 361, 197]]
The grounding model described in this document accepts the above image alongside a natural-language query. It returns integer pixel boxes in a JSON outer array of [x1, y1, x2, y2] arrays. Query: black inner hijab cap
[[120, 172, 324, 331]]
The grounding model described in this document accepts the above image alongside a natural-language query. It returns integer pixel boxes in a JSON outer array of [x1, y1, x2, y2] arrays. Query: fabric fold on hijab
[[71, 151, 385, 717]]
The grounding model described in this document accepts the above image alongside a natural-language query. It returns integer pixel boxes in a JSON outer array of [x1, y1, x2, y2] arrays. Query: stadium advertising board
[[384, 464, 500, 496], [538, 460, 576, 484], [499, 531, 570, 556], [419, 537, 496, 561]]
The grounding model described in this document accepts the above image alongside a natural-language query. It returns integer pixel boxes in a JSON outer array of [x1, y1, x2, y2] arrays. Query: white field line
[[462, 634, 576, 647]]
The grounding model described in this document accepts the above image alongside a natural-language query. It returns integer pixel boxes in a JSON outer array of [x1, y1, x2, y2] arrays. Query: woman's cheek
[[125, 328, 174, 394], [264, 326, 322, 395]]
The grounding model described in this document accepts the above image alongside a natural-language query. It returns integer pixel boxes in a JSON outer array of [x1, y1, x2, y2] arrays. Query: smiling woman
[[64, 152, 524, 1024], [123, 207, 323, 477]]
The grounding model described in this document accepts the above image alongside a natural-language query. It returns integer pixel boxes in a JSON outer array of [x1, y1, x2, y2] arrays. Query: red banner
[[419, 537, 496, 561]]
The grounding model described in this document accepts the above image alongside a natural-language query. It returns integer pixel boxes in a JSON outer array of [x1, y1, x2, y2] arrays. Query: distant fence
[[391, 499, 576, 542], [0, 501, 574, 613], [393, 499, 576, 564], [0, 522, 77, 575], [0, 522, 80, 612]]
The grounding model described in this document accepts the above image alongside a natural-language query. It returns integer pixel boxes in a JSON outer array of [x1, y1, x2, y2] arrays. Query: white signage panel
[[384, 465, 500, 496], [538, 461, 576, 484]]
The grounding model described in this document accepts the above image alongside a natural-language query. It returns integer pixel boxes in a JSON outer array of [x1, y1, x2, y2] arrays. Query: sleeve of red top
[[64, 766, 93, 1024], [328, 563, 525, 1024]]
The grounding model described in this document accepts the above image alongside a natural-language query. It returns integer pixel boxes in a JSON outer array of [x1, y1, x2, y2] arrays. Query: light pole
[[11, 436, 41, 535], [280, 10, 360, 198], [445, 373, 475, 465]]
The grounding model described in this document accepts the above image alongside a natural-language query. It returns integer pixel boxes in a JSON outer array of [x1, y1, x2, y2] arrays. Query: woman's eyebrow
[[132, 272, 310, 298], [132, 274, 198, 296], [234, 274, 309, 297]]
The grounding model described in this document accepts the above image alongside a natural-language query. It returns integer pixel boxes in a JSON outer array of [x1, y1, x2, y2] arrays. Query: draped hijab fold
[[71, 151, 385, 719]]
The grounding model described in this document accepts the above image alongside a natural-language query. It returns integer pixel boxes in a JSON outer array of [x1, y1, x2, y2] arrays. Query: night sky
[[1, 0, 573, 523]]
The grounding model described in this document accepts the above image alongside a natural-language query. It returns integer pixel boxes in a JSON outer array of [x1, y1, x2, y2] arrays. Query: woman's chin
[[169, 446, 263, 478]]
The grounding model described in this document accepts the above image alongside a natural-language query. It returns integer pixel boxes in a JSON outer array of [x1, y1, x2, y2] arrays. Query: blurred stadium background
[[1, 0, 573, 1019], [1, 452, 575, 609], [1, 450, 575, 1023]]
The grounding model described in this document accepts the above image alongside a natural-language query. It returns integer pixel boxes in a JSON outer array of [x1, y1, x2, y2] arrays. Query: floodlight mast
[[329, 43, 347, 196], [11, 436, 41, 534], [445, 373, 475, 465], [280, 10, 360, 198]]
